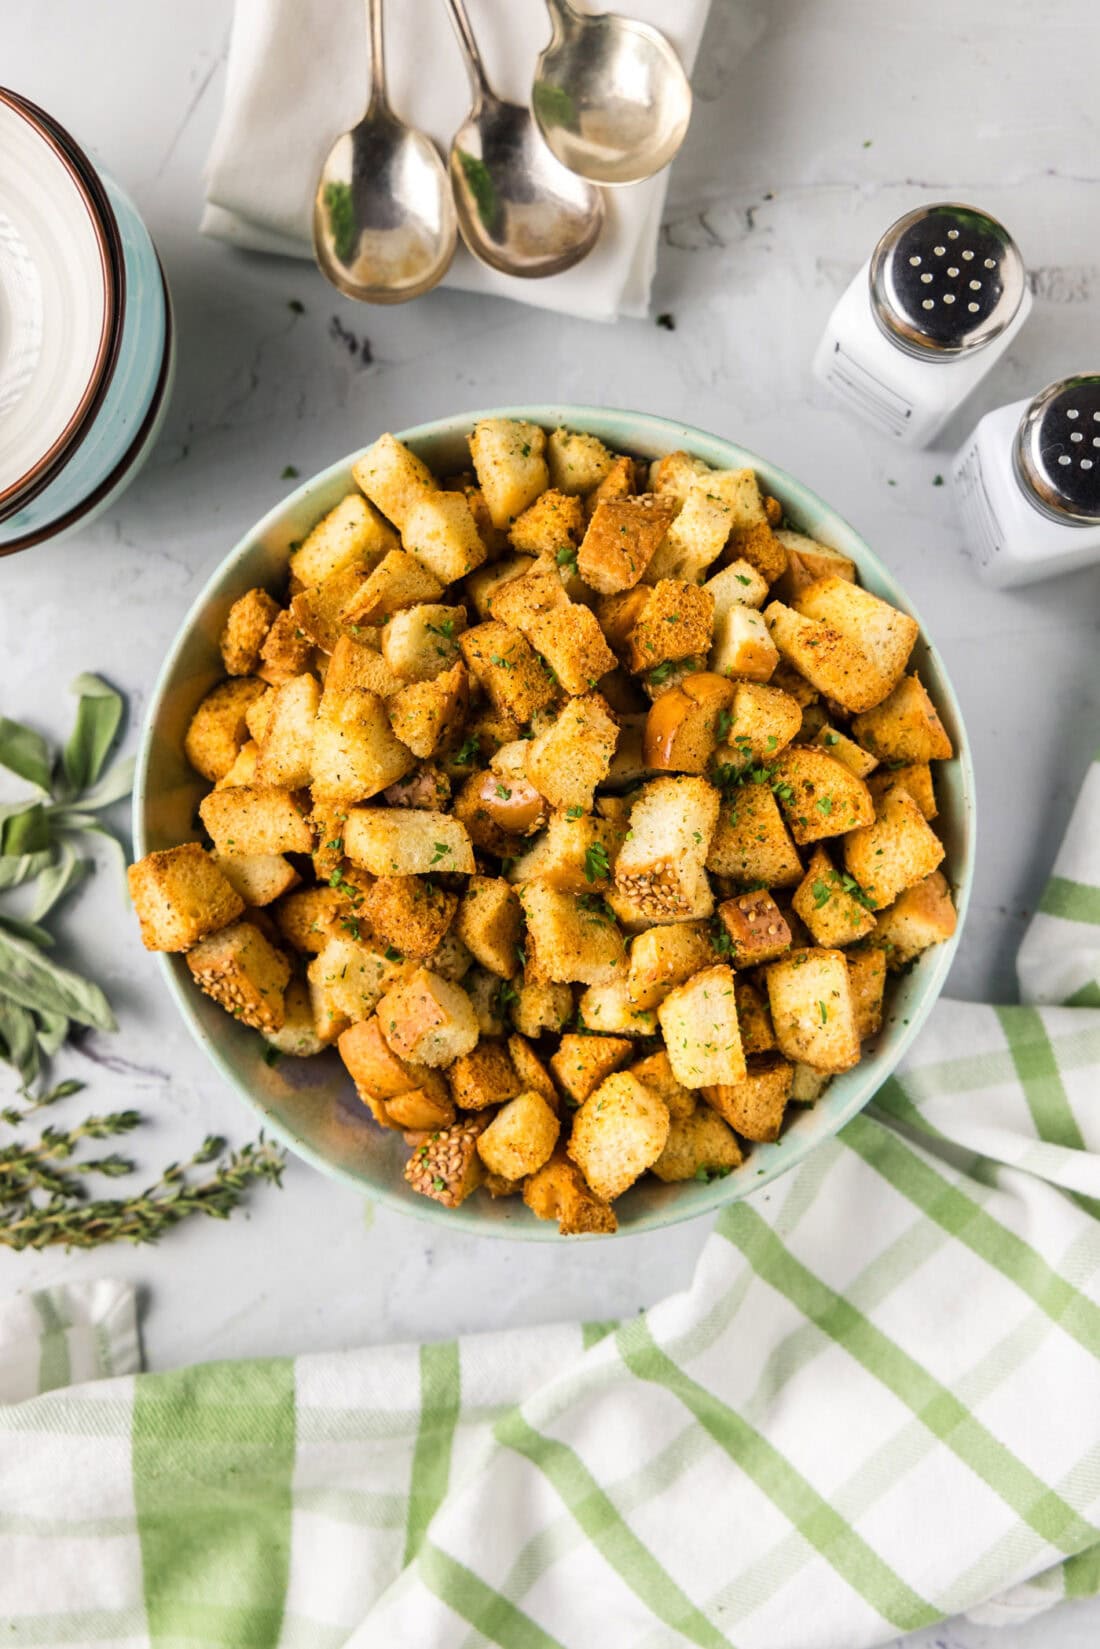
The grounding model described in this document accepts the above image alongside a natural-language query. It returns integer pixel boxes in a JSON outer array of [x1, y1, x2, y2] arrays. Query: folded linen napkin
[[4, 757, 1100, 1648], [201, 0, 715, 322]]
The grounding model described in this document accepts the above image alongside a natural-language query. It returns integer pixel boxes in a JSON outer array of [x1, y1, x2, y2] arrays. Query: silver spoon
[[445, 0, 604, 279], [312, 0, 457, 304], [532, 0, 693, 186]]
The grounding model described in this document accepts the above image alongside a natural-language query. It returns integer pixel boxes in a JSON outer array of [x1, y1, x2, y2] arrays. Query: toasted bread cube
[[706, 781, 802, 887], [792, 847, 877, 947], [772, 746, 874, 845], [184, 678, 269, 782], [626, 921, 713, 1010], [526, 603, 616, 697], [546, 428, 615, 496], [341, 550, 444, 627], [199, 785, 313, 856], [651, 1107, 743, 1182], [609, 875, 708, 937], [258, 610, 314, 686], [868, 762, 936, 821], [273, 885, 346, 953], [726, 522, 787, 585], [216, 740, 261, 790], [766, 949, 860, 1071], [128, 843, 245, 953], [583, 454, 636, 515], [466, 554, 535, 620], [362, 875, 457, 959], [813, 725, 879, 779], [847, 947, 887, 1038], [525, 694, 618, 812], [385, 1088, 458, 1131], [486, 553, 569, 632], [404, 1117, 485, 1208], [702, 1054, 793, 1143], [874, 870, 957, 968], [352, 433, 437, 532], [311, 689, 415, 804], [460, 621, 558, 723], [577, 978, 657, 1037], [454, 876, 523, 978], [321, 636, 401, 704], [386, 663, 469, 761], [308, 934, 404, 1027], [577, 495, 678, 594], [648, 449, 711, 502], [509, 489, 585, 556], [465, 968, 507, 1036], [477, 1090, 560, 1180], [795, 577, 918, 702], [427, 930, 474, 984], [524, 1149, 617, 1234], [643, 482, 733, 586], [704, 559, 770, 618], [186, 920, 291, 1031], [520, 883, 626, 986], [469, 418, 549, 528], [262, 977, 325, 1059], [735, 978, 777, 1054], [343, 807, 474, 877], [448, 1040, 522, 1111], [338, 1015, 447, 1104], [643, 673, 736, 774], [717, 681, 802, 769], [550, 1033, 633, 1106], [843, 783, 945, 910], [718, 889, 792, 967], [597, 587, 652, 654], [627, 1048, 696, 1119], [402, 492, 487, 584], [212, 851, 300, 909], [510, 978, 574, 1039], [509, 812, 621, 895], [627, 580, 714, 674], [790, 1062, 832, 1103], [710, 606, 778, 682], [852, 675, 953, 764], [378, 967, 479, 1066], [614, 776, 719, 921], [256, 673, 320, 789], [289, 569, 366, 654], [763, 601, 887, 714], [505, 1034, 557, 1107], [568, 1072, 669, 1201], [290, 493, 398, 588], [221, 588, 280, 676], [657, 963, 745, 1088], [244, 690, 275, 745], [772, 530, 858, 603]]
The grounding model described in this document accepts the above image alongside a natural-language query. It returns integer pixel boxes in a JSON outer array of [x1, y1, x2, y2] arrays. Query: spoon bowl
[[532, 0, 693, 186], [312, 0, 456, 304]]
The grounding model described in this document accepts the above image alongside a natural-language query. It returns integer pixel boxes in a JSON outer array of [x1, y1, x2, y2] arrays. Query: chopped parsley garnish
[[430, 842, 451, 864], [584, 842, 610, 882]]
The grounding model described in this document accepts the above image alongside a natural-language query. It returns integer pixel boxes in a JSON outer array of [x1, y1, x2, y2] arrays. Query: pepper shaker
[[812, 203, 1032, 447], [951, 375, 1100, 586]]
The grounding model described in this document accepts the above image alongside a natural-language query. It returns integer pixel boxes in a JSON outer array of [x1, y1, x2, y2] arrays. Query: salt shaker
[[951, 375, 1100, 586], [812, 203, 1032, 447]]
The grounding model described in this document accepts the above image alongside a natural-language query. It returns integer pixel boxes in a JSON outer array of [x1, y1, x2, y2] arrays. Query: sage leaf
[[0, 850, 55, 892], [0, 999, 40, 1089], [1, 805, 51, 857], [0, 915, 54, 950], [73, 757, 135, 812], [0, 718, 52, 792], [62, 675, 122, 798], [0, 929, 116, 1031], [29, 844, 87, 922], [34, 1010, 70, 1058]]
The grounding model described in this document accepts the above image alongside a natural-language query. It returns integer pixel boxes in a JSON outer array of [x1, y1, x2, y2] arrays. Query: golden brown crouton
[[288, 568, 366, 654], [546, 427, 615, 496], [657, 963, 746, 1089], [843, 784, 945, 910], [576, 977, 657, 1037], [469, 418, 550, 528], [643, 672, 735, 774], [385, 1088, 458, 1132], [523, 1149, 618, 1234], [771, 530, 857, 604], [763, 601, 888, 715], [404, 1117, 486, 1208], [628, 1048, 697, 1119], [520, 883, 626, 986], [717, 889, 792, 967], [308, 934, 405, 1030], [626, 921, 714, 1010], [262, 977, 326, 1059], [874, 870, 957, 968], [454, 877, 523, 978], [507, 1034, 559, 1109], [509, 978, 574, 1039], [508, 811, 622, 894], [220, 589, 280, 676], [550, 1033, 633, 1107], [525, 694, 619, 812], [702, 1054, 794, 1143], [199, 785, 314, 856], [847, 947, 887, 1038], [477, 1090, 560, 1180], [627, 580, 715, 675], [377, 967, 480, 1066], [852, 675, 954, 764], [311, 688, 416, 804], [466, 554, 535, 621], [577, 495, 678, 594], [705, 780, 803, 887], [352, 433, 437, 532], [795, 577, 918, 702], [257, 672, 320, 790], [341, 550, 445, 627], [792, 847, 877, 947], [338, 1015, 449, 1107], [734, 978, 777, 1054], [402, 492, 488, 584], [289, 492, 398, 588], [867, 762, 936, 821], [772, 746, 875, 845], [486, 554, 569, 632], [812, 724, 879, 780], [725, 521, 787, 585], [651, 1107, 743, 1182], [526, 603, 616, 697], [184, 678, 269, 783], [584, 453, 636, 514], [259, 610, 314, 686], [717, 682, 802, 768], [765, 949, 861, 1071], [710, 606, 779, 682], [448, 1040, 523, 1110], [386, 663, 469, 760], [128, 843, 246, 953], [567, 1072, 670, 1201], [186, 920, 291, 1031], [343, 807, 475, 875], [508, 489, 585, 556], [614, 776, 719, 921], [273, 885, 347, 953], [362, 875, 457, 959], [212, 851, 300, 909], [460, 621, 559, 724]]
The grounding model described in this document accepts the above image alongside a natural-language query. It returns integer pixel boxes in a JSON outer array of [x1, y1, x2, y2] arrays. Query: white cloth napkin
[[201, 0, 713, 321]]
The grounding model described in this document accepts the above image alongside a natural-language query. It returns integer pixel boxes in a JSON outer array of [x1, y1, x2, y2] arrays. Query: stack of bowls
[[0, 89, 174, 556]]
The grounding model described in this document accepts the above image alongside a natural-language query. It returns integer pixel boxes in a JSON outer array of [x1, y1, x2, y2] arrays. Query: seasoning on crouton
[[577, 495, 678, 594], [487, 554, 569, 631], [546, 427, 615, 496], [874, 869, 957, 967], [508, 811, 622, 894], [763, 601, 888, 715], [567, 1071, 669, 1200], [469, 418, 549, 528], [447, 1039, 522, 1110], [454, 876, 523, 978], [521, 883, 626, 986], [585, 453, 637, 514], [651, 1107, 743, 1181], [404, 1117, 486, 1208], [403, 492, 488, 584], [273, 885, 346, 953], [734, 978, 777, 1054], [627, 1048, 697, 1119], [644, 479, 734, 585], [262, 977, 326, 1059], [184, 678, 269, 782], [289, 492, 398, 588], [843, 783, 945, 910], [352, 433, 437, 532], [128, 843, 246, 952], [717, 889, 792, 968], [702, 1054, 794, 1143], [509, 489, 585, 556], [717, 681, 802, 767], [847, 947, 887, 1038], [343, 806, 474, 875], [199, 785, 314, 856], [258, 610, 314, 686], [614, 776, 719, 921], [526, 603, 616, 696], [550, 1033, 633, 1107], [765, 948, 860, 1072], [867, 761, 936, 820], [525, 694, 619, 812], [771, 746, 875, 845], [507, 1034, 559, 1109], [852, 674, 954, 764], [657, 963, 745, 1089], [710, 606, 778, 682], [308, 934, 405, 1029], [381, 604, 467, 683], [577, 977, 657, 1037], [460, 620, 559, 723], [386, 663, 469, 759], [812, 724, 879, 780], [311, 688, 416, 804], [524, 1149, 618, 1234], [477, 1090, 560, 1180], [220, 589, 280, 676], [288, 569, 366, 654], [794, 577, 918, 702], [377, 966, 479, 1066], [257, 673, 320, 789], [186, 920, 291, 1031], [705, 781, 803, 888], [509, 978, 574, 1039], [338, 1015, 449, 1110], [362, 875, 457, 959], [792, 846, 877, 947], [772, 530, 857, 604], [212, 851, 300, 909], [626, 921, 714, 1010], [704, 559, 770, 618], [341, 550, 445, 627], [322, 636, 401, 702], [627, 580, 714, 674]]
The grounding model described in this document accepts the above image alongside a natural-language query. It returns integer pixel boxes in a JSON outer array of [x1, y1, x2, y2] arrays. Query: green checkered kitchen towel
[[3, 759, 1100, 1649]]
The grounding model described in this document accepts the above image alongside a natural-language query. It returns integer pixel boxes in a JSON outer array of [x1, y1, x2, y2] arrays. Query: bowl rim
[[134, 403, 976, 1240]]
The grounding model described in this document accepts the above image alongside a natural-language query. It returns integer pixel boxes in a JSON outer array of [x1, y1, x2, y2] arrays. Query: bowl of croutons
[[131, 406, 974, 1237]]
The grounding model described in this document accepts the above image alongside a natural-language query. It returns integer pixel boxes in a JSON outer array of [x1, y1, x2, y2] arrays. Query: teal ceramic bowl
[[134, 406, 975, 1238]]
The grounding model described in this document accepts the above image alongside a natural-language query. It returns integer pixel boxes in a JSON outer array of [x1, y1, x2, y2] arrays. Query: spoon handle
[[443, 0, 492, 103], [366, 0, 388, 110]]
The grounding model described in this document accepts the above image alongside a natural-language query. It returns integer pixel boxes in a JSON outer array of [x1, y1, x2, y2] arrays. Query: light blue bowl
[[134, 406, 976, 1238]]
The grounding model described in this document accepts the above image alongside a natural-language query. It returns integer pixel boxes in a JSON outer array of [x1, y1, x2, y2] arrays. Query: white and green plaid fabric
[[3, 760, 1100, 1649]]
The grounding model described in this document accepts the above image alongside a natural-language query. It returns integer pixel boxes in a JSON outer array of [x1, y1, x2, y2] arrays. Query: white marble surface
[[3, 2, 1100, 1642]]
